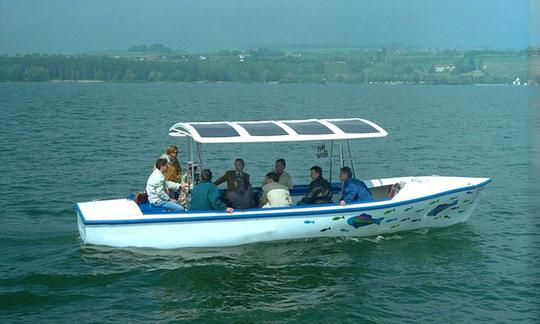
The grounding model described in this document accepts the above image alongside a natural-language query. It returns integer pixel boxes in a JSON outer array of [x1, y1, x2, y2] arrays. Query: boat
[[75, 118, 490, 249]]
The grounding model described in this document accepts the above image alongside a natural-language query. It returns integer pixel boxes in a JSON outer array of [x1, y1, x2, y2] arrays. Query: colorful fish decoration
[[401, 218, 410, 222], [404, 206, 414, 212], [320, 227, 331, 232], [340, 228, 349, 232], [304, 220, 315, 224], [411, 219, 421, 223], [332, 216, 345, 221], [390, 224, 400, 229], [347, 213, 383, 229], [416, 208, 425, 213], [450, 196, 458, 200], [451, 207, 459, 210], [463, 199, 471, 203], [385, 217, 397, 223], [427, 200, 458, 217], [429, 199, 440, 205], [384, 208, 396, 215]]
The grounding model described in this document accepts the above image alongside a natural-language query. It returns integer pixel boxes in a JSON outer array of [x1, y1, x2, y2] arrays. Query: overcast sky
[[0, 0, 538, 54]]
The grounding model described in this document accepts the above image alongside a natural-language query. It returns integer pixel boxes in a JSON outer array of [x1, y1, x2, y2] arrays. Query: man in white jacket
[[146, 158, 186, 211], [260, 172, 292, 208]]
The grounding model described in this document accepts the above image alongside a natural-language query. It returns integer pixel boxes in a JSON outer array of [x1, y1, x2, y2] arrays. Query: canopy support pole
[[347, 139, 356, 178], [189, 139, 195, 188], [197, 142, 205, 170], [339, 140, 345, 169], [329, 140, 334, 184]]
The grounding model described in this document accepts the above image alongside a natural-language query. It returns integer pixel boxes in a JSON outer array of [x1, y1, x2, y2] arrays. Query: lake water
[[0, 83, 538, 322]]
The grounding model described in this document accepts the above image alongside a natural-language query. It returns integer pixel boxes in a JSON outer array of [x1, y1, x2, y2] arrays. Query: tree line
[[0, 49, 537, 85]]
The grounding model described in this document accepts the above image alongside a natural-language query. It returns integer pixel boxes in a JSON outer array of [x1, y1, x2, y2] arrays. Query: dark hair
[[276, 158, 286, 167], [310, 165, 322, 176], [155, 158, 168, 169], [235, 158, 245, 167], [340, 166, 352, 177], [201, 169, 212, 182], [266, 171, 279, 182]]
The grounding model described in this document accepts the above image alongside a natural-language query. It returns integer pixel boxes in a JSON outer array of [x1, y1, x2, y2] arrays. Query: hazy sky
[[0, 0, 538, 54]]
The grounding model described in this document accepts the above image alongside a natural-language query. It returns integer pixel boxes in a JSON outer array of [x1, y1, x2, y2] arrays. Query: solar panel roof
[[189, 123, 240, 138], [282, 121, 334, 135], [327, 119, 379, 134], [237, 122, 288, 136], [169, 118, 387, 143]]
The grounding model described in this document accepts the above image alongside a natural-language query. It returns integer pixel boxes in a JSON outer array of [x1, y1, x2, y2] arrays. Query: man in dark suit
[[214, 158, 253, 208]]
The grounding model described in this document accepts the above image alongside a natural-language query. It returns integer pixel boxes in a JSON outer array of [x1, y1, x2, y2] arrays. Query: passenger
[[160, 144, 182, 198], [260, 172, 292, 208], [178, 162, 199, 209], [214, 158, 253, 209], [339, 166, 373, 206], [160, 144, 182, 182], [181, 161, 200, 189], [297, 166, 333, 205], [189, 169, 234, 213], [273, 158, 293, 189], [146, 158, 187, 212]]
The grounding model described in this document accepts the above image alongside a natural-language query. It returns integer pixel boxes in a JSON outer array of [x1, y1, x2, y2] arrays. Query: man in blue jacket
[[189, 169, 234, 213], [339, 166, 373, 206]]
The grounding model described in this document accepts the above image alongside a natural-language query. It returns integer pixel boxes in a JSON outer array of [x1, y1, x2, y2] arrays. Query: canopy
[[168, 118, 388, 144]]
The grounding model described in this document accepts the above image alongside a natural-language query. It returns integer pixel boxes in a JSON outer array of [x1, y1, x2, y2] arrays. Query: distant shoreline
[[49, 79, 105, 83], [0, 80, 536, 86], [1, 48, 538, 85]]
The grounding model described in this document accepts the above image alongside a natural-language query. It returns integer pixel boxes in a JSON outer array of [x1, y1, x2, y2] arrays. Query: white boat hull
[[76, 176, 490, 249]]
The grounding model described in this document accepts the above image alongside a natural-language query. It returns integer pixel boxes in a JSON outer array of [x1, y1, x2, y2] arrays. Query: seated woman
[[260, 172, 292, 208], [190, 169, 233, 213], [297, 166, 333, 205], [214, 158, 253, 209]]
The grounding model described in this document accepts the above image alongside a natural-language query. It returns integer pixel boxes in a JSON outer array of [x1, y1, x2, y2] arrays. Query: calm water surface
[[0, 83, 538, 322]]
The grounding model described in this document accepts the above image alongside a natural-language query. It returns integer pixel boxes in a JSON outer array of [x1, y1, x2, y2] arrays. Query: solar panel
[[190, 123, 240, 138], [329, 120, 378, 134], [283, 121, 334, 135], [238, 122, 288, 136]]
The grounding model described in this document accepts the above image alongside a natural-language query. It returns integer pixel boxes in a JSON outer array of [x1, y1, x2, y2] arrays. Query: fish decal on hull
[[384, 208, 396, 215], [347, 214, 383, 229], [404, 206, 414, 212], [304, 220, 315, 224], [427, 200, 458, 217], [332, 216, 345, 221], [320, 227, 331, 232]]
